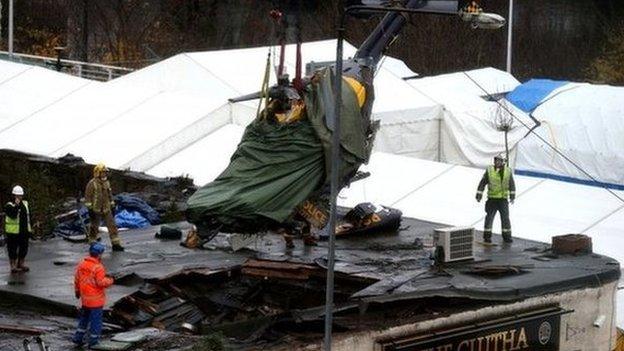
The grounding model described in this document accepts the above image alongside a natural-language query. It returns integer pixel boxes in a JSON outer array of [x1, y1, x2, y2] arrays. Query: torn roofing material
[[0, 217, 619, 333]]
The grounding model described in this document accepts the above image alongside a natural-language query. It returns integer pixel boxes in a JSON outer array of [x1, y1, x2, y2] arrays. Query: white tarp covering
[[404, 68, 527, 167], [372, 106, 442, 159], [147, 123, 246, 185], [0, 83, 155, 156], [514, 82, 624, 187], [182, 40, 443, 161], [0, 40, 442, 176], [0, 61, 95, 132], [407, 67, 520, 99]]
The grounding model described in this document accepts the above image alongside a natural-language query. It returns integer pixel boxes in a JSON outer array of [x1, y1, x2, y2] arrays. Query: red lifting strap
[[293, 42, 303, 92]]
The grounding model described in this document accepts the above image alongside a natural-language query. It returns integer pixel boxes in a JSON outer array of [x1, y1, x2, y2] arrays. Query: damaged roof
[[0, 217, 618, 313]]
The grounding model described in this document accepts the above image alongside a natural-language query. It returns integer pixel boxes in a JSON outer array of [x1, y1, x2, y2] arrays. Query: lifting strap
[[257, 49, 272, 119]]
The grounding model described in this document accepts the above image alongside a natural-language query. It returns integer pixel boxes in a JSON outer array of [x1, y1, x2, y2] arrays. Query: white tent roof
[[0, 61, 95, 132], [0, 60, 30, 82], [147, 123, 246, 185], [183, 40, 438, 114], [0, 39, 441, 177], [406, 67, 520, 105]]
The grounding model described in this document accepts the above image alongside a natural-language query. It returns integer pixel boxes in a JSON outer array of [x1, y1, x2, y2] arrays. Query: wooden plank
[[127, 295, 159, 315], [242, 267, 311, 280], [243, 259, 317, 271], [0, 323, 44, 335]]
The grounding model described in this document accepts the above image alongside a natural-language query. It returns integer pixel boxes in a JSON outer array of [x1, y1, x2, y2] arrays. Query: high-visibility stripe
[[92, 181, 101, 210]]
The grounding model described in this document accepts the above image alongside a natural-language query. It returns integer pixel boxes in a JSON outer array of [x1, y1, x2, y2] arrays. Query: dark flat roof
[[0, 217, 619, 312]]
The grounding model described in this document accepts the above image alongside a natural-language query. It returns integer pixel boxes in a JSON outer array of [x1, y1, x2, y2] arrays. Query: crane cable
[[257, 49, 272, 119], [462, 71, 624, 205]]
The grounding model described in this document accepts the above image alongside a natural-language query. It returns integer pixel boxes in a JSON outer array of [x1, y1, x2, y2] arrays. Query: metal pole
[[321, 5, 505, 350], [506, 0, 513, 73], [504, 130, 509, 163], [323, 23, 344, 351], [9, 0, 14, 58]]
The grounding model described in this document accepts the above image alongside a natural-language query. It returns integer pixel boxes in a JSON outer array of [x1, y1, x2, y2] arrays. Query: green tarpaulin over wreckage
[[186, 68, 371, 232]]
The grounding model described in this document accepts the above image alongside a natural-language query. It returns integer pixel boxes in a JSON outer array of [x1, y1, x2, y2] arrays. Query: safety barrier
[[0, 51, 133, 81]]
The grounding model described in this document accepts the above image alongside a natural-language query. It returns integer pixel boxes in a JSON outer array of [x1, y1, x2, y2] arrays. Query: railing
[[0, 51, 134, 81]]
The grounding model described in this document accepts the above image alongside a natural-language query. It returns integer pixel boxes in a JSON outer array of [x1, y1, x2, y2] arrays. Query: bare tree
[[493, 100, 514, 162]]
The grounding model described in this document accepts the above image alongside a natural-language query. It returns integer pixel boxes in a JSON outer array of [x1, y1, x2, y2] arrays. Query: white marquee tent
[[402, 70, 624, 189], [0, 39, 443, 176], [403, 67, 529, 168]]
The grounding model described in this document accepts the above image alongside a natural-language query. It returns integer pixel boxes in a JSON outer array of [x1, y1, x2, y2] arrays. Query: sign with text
[[377, 307, 565, 351]]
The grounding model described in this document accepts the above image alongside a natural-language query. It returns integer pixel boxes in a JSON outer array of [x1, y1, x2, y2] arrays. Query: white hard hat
[[12, 185, 24, 196]]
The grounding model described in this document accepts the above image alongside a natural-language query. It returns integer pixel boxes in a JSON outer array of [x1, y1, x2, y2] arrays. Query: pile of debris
[[114, 288, 203, 332], [0, 149, 195, 239], [109, 259, 374, 346]]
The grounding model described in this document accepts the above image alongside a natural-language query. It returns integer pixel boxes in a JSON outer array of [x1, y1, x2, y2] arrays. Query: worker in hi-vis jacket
[[476, 154, 516, 244]]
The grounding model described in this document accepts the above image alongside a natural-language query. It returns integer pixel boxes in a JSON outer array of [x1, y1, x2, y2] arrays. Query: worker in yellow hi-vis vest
[[476, 154, 516, 244], [4, 185, 32, 273], [85, 164, 124, 252]]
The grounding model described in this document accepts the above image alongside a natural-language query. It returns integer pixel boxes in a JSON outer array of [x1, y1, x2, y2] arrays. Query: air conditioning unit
[[434, 226, 474, 263]]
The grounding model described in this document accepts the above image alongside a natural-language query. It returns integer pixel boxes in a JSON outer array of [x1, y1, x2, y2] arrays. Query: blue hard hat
[[89, 242, 105, 256]]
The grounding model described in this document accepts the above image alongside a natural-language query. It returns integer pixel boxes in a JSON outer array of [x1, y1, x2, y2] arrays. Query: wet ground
[[0, 307, 76, 351]]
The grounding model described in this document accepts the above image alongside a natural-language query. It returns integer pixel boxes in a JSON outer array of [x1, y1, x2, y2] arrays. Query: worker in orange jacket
[[72, 242, 114, 348]]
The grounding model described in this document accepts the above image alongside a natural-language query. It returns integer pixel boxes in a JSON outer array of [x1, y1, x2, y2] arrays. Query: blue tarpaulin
[[114, 210, 150, 229], [53, 205, 90, 238], [54, 194, 159, 237], [506, 79, 568, 113], [114, 194, 160, 225]]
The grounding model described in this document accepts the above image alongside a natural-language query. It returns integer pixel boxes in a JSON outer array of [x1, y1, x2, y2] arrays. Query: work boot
[[112, 244, 125, 252], [88, 339, 100, 349], [303, 235, 318, 246], [71, 336, 84, 348], [17, 258, 29, 272], [282, 234, 295, 249], [9, 259, 19, 273], [483, 237, 492, 244], [503, 236, 513, 244]]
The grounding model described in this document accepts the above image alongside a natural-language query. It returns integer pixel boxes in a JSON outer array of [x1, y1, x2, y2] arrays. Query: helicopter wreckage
[[185, 0, 505, 242]]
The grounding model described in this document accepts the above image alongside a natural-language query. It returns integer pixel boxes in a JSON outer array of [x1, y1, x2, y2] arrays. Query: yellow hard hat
[[93, 163, 108, 177]]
